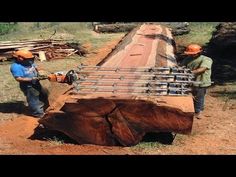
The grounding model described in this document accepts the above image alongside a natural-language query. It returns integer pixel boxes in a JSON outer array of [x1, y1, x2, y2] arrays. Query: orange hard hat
[[13, 50, 34, 60], [184, 44, 202, 55]]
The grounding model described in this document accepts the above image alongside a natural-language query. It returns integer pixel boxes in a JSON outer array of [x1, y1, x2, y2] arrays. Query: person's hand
[[38, 70, 49, 77], [37, 70, 50, 80], [31, 77, 39, 84]]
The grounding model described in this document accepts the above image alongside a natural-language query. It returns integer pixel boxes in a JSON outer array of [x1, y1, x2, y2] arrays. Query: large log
[[94, 23, 138, 33], [94, 22, 190, 36], [156, 22, 190, 36], [39, 24, 194, 146]]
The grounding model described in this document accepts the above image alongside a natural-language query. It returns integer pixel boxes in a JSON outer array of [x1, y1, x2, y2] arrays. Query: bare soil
[[0, 89, 235, 154]]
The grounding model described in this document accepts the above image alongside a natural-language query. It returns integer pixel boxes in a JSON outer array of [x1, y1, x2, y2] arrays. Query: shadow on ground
[[30, 125, 176, 146], [141, 132, 175, 145], [0, 101, 29, 114], [210, 90, 236, 99], [29, 125, 77, 144]]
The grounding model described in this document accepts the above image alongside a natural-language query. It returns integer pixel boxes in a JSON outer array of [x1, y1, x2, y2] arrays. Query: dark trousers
[[20, 82, 49, 117], [192, 87, 207, 113]]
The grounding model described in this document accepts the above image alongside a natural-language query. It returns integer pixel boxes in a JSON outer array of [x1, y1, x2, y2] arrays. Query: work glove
[[37, 75, 48, 80], [38, 70, 49, 77], [37, 70, 50, 80], [65, 70, 78, 85], [31, 77, 39, 84]]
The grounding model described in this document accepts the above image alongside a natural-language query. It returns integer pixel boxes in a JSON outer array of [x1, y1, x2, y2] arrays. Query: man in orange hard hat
[[10, 50, 49, 118], [180, 44, 213, 119]]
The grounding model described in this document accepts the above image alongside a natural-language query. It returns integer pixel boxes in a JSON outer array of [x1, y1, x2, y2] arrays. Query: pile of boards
[[0, 39, 88, 62]]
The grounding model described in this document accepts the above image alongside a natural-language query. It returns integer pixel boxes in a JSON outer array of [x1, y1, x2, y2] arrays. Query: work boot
[[194, 112, 202, 119], [33, 112, 45, 118], [38, 124, 45, 129], [38, 113, 46, 118]]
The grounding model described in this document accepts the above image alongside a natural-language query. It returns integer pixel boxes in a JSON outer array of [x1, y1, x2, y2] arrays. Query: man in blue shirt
[[10, 50, 48, 118]]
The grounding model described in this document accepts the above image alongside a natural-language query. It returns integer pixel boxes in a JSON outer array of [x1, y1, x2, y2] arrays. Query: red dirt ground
[[0, 90, 235, 154], [0, 37, 136, 155]]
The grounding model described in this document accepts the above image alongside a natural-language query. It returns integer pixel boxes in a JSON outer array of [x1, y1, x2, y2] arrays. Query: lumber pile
[[0, 39, 88, 62]]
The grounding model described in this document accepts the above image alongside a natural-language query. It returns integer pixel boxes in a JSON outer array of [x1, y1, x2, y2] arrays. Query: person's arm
[[192, 57, 212, 75], [14, 77, 37, 83], [11, 63, 38, 83], [179, 56, 189, 67], [34, 64, 48, 76], [192, 67, 208, 75]]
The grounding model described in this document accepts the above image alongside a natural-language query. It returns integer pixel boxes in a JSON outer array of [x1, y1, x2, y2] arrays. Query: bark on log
[[40, 98, 193, 146], [94, 22, 190, 36], [156, 22, 190, 36], [94, 24, 138, 33]]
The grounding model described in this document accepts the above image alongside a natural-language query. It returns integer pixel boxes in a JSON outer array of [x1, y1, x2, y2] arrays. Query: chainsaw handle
[[65, 70, 76, 85]]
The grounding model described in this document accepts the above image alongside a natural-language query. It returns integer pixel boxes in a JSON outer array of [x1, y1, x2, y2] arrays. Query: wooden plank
[[38, 51, 47, 61]]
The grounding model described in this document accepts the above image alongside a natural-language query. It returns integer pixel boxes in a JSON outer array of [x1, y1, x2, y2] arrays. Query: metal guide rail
[[72, 65, 199, 96]]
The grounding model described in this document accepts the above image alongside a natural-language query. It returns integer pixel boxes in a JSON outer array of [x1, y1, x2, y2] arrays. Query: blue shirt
[[10, 62, 38, 79]]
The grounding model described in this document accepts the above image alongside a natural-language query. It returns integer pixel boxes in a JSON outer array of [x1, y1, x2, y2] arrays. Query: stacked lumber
[[0, 39, 88, 62]]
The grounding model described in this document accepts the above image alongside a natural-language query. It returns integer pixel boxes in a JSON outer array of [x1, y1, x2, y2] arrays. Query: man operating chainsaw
[[10, 50, 49, 118]]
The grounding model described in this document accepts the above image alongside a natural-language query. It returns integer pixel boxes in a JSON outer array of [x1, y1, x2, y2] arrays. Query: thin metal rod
[[76, 81, 168, 87], [76, 85, 192, 91], [78, 71, 194, 76], [74, 65, 196, 96], [80, 74, 193, 79], [75, 91, 189, 96], [78, 65, 191, 72], [76, 79, 200, 84]]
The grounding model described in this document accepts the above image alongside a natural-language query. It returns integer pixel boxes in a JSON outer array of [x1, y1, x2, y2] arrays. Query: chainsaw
[[38, 70, 78, 85], [38, 64, 201, 96]]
